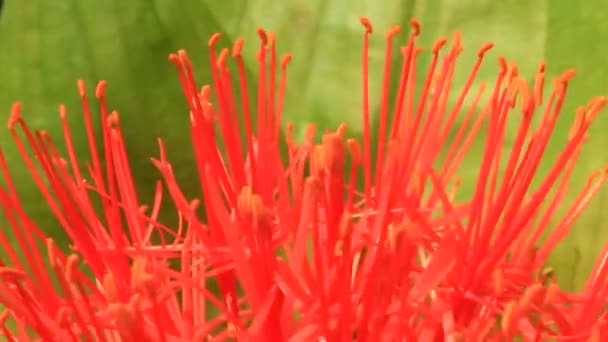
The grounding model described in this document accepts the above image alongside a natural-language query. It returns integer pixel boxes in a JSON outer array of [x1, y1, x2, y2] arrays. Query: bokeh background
[[0, 0, 607, 291]]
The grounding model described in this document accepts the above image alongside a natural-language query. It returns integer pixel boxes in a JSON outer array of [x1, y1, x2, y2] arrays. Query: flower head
[[0, 17, 607, 341]]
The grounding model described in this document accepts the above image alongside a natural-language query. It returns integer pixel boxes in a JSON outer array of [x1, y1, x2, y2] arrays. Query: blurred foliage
[[0, 0, 607, 291]]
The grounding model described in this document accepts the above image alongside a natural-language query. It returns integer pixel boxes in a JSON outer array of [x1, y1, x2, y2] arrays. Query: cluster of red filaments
[[0, 17, 607, 341]]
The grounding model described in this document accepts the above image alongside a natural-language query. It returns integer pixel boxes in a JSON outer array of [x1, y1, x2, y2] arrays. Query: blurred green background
[[0, 0, 607, 291]]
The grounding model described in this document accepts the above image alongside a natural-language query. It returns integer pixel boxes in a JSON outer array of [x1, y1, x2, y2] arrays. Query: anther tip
[[208, 33, 221, 47], [359, 17, 373, 34], [410, 18, 421, 36]]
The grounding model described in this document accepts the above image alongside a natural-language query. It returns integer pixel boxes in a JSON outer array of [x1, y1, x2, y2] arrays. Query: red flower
[[0, 17, 607, 341]]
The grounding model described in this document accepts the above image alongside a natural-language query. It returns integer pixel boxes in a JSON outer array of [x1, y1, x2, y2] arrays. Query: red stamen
[[0, 17, 607, 341]]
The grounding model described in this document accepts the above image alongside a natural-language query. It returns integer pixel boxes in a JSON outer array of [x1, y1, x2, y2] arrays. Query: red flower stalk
[[0, 17, 607, 341]]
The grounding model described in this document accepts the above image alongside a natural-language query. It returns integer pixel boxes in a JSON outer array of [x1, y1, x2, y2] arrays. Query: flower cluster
[[0, 17, 607, 341]]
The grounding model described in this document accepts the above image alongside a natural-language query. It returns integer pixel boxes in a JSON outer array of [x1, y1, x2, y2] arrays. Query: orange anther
[[232, 38, 244, 57], [558, 69, 576, 84], [208, 33, 221, 47], [410, 18, 421, 36], [65, 254, 79, 283], [477, 42, 494, 58], [347, 139, 362, 165], [432, 38, 448, 54], [217, 48, 229, 68], [359, 17, 373, 34], [95, 80, 108, 98], [257, 28, 268, 45], [281, 54, 292, 69], [386, 26, 401, 40], [77, 79, 86, 97]]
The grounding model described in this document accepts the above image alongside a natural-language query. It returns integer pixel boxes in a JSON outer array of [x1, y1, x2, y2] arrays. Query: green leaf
[[204, 0, 416, 137], [544, 0, 608, 290], [0, 0, 234, 240], [2, 0, 608, 294], [412, 0, 608, 290]]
